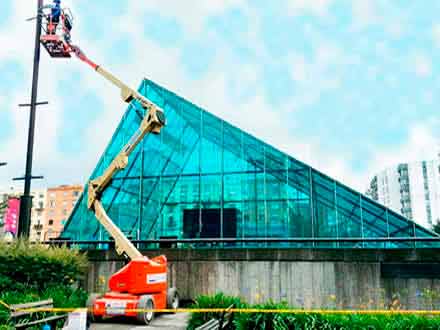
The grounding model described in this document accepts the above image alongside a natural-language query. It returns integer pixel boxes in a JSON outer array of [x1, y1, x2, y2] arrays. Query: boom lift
[[39, 4, 179, 325]]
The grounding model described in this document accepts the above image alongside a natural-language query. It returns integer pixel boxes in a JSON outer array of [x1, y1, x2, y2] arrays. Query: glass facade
[[62, 79, 438, 248]]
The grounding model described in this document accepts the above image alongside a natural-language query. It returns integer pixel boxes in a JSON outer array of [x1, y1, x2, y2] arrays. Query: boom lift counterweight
[[39, 3, 179, 324]]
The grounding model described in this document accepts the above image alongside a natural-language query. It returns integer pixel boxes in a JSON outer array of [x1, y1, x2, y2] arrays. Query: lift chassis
[[39, 4, 179, 325]]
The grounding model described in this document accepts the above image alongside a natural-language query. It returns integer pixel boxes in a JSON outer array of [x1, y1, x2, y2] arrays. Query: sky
[[0, 0, 439, 193]]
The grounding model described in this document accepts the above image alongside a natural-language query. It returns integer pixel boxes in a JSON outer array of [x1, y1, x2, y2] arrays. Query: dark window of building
[[183, 208, 237, 239], [48, 219, 54, 226]]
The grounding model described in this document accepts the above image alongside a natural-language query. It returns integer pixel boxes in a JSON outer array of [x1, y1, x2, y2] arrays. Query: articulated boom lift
[[39, 4, 178, 325]]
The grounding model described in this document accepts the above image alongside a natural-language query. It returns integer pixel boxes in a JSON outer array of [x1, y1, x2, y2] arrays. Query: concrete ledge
[[85, 247, 440, 309]]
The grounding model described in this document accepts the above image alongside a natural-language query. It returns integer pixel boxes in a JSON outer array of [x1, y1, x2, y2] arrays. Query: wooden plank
[[15, 314, 67, 329], [11, 299, 53, 310], [11, 307, 55, 319], [196, 319, 219, 330], [11, 299, 54, 318]]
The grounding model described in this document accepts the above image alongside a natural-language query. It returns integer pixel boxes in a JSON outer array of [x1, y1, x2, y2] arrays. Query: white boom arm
[[71, 45, 166, 260]]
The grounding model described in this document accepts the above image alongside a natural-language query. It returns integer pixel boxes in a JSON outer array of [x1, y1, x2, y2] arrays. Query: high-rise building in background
[[44, 184, 82, 240], [367, 157, 440, 229], [29, 189, 47, 242]]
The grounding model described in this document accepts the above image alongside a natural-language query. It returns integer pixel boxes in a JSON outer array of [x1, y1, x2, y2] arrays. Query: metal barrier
[[42, 237, 440, 249]]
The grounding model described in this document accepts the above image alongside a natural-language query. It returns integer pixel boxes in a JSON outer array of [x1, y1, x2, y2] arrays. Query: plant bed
[[0, 240, 88, 329], [188, 294, 440, 330]]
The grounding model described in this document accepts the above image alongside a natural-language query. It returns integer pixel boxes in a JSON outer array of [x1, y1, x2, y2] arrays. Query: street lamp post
[[18, 0, 44, 239]]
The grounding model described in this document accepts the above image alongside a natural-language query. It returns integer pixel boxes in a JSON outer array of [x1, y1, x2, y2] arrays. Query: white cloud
[[1, 0, 438, 202], [287, 0, 333, 17], [385, 22, 405, 39], [290, 54, 308, 83], [368, 124, 439, 175], [432, 24, 440, 48], [123, 0, 245, 36], [351, 0, 379, 29], [413, 53, 432, 77], [285, 41, 346, 109]]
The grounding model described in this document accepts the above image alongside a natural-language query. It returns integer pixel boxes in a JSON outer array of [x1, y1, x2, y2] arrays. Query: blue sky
[[0, 0, 439, 192]]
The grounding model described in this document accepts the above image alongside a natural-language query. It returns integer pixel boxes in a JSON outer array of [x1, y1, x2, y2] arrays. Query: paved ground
[[90, 312, 190, 330]]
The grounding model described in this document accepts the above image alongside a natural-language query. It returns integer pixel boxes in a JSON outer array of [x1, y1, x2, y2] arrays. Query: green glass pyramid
[[61, 79, 438, 248]]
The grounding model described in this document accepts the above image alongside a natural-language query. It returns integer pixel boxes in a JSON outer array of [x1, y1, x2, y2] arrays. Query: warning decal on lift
[[105, 300, 127, 315], [147, 273, 167, 284]]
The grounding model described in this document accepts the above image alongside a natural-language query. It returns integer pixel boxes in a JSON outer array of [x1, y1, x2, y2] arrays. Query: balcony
[[33, 224, 43, 230]]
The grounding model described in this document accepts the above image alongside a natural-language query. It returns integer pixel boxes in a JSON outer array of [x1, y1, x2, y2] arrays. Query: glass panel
[[62, 79, 439, 250], [224, 174, 243, 203], [312, 172, 337, 247], [335, 184, 362, 247], [242, 200, 257, 239], [360, 197, 388, 248], [201, 112, 222, 174], [223, 123, 247, 173], [388, 211, 414, 248], [287, 159, 311, 246]]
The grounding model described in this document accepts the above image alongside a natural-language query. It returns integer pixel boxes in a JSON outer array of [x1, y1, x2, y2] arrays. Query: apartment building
[[367, 157, 440, 230], [29, 189, 47, 242], [44, 184, 82, 240]]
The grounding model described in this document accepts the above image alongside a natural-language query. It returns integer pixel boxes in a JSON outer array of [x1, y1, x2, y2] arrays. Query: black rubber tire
[[86, 294, 102, 323], [136, 295, 155, 325], [167, 288, 179, 311]]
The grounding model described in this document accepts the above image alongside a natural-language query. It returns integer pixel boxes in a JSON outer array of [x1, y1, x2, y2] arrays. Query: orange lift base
[[90, 256, 168, 320]]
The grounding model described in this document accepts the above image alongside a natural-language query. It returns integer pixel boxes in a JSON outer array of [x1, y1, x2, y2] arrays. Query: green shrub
[[0, 240, 88, 328], [187, 292, 245, 330], [234, 301, 297, 330], [0, 240, 88, 291], [189, 294, 440, 330], [235, 310, 440, 329]]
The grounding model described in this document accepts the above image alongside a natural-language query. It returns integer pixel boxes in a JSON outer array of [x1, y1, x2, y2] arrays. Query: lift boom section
[[71, 46, 166, 260]]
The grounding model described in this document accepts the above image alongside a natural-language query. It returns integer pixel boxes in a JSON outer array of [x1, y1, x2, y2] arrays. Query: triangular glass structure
[[62, 79, 438, 248]]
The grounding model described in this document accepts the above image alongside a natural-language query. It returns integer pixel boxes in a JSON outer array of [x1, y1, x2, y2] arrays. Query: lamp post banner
[[4, 198, 20, 237]]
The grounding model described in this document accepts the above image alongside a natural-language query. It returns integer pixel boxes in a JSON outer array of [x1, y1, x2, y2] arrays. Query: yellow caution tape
[[12, 307, 440, 315], [0, 300, 10, 310]]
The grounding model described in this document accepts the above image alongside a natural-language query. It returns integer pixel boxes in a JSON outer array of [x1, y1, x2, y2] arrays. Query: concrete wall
[[85, 249, 440, 309]]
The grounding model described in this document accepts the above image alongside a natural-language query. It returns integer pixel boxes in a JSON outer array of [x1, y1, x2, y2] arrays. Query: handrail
[[43, 236, 440, 246]]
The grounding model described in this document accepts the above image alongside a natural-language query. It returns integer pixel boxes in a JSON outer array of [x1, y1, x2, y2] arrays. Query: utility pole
[[18, 0, 44, 239]]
